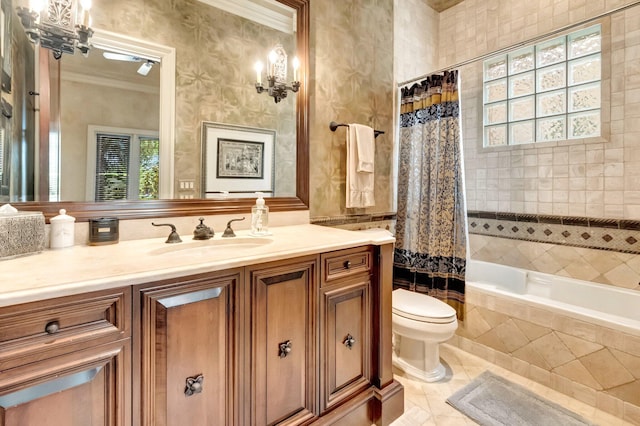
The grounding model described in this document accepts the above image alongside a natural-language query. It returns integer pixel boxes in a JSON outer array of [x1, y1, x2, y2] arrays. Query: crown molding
[[197, 0, 295, 34]]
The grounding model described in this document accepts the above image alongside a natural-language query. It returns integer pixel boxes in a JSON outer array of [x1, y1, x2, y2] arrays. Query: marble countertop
[[1, 224, 395, 307]]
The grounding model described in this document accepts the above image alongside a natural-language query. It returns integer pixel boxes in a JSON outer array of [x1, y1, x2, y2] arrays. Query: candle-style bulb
[[79, 0, 92, 27], [254, 61, 263, 85], [292, 57, 299, 82], [268, 50, 277, 77]]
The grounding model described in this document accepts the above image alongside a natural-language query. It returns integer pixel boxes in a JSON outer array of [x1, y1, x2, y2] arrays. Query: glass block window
[[483, 24, 601, 147]]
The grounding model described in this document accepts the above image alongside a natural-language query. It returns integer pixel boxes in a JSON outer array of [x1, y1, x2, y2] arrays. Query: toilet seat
[[392, 289, 457, 324]]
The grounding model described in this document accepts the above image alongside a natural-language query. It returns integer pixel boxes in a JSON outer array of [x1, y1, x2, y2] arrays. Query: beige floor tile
[[390, 344, 635, 426]]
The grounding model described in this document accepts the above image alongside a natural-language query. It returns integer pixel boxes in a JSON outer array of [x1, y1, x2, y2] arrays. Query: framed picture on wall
[[1, 0, 11, 93], [202, 121, 275, 197], [216, 139, 265, 179]]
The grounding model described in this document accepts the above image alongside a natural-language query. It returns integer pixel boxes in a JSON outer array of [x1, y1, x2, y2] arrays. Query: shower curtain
[[394, 70, 467, 320]]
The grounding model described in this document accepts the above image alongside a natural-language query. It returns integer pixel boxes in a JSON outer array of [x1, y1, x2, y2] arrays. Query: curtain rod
[[397, 0, 640, 88]]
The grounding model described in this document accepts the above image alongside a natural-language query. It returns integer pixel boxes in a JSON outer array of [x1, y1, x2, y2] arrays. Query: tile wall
[[435, 0, 640, 283], [394, 0, 440, 84], [468, 211, 640, 289], [439, 0, 640, 219]]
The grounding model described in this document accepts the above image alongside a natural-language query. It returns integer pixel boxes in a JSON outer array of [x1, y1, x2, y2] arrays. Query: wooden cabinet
[[0, 241, 403, 426], [247, 256, 317, 425], [319, 247, 373, 413], [0, 288, 131, 426], [137, 269, 241, 426], [132, 245, 402, 426]]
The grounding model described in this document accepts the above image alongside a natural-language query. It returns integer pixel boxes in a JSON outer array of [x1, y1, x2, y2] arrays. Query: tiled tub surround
[[467, 211, 640, 290], [452, 260, 640, 425], [442, 1, 640, 220], [468, 211, 640, 254]]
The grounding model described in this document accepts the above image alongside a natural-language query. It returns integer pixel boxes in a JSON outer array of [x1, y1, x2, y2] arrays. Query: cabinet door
[[0, 339, 130, 426], [139, 271, 240, 426], [249, 257, 317, 425], [320, 279, 371, 413]]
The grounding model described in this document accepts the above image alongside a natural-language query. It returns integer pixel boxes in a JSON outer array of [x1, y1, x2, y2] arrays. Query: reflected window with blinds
[[87, 126, 159, 202]]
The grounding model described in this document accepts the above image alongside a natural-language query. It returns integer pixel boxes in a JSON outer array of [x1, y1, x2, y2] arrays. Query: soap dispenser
[[50, 209, 76, 249], [250, 192, 270, 236]]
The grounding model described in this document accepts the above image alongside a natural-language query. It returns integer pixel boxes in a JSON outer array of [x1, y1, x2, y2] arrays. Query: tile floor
[[390, 344, 633, 426]]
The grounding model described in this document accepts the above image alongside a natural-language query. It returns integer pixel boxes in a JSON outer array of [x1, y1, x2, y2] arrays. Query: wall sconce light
[[16, 0, 94, 60], [254, 44, 300, 103]]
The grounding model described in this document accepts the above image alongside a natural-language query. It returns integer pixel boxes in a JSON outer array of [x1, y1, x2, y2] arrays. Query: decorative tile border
[[467, 211, 640, 254], [310, 213, 396, 228]]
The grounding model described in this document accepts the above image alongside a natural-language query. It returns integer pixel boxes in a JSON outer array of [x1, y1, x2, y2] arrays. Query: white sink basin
[[149, 237, 273, 258]]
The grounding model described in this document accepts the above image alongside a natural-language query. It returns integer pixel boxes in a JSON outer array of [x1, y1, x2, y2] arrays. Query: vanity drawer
[[322, 247, 373, 285], [0, 287, 130, 370]]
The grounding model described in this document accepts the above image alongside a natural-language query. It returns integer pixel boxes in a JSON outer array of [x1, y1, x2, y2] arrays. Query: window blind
[[95, 133, 131, 201]]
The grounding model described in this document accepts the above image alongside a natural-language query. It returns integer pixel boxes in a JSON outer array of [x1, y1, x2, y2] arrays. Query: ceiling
[[60, 47, 160, 92], [426, 0, 464, 12]]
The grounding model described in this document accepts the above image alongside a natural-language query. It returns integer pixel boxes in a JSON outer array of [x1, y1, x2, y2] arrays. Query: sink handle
[[151, 223, 182, 244], [222, 217, 246, 238]]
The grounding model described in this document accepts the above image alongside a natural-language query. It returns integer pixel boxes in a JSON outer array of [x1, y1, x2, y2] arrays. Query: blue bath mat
[[446, 370, 597, 426]]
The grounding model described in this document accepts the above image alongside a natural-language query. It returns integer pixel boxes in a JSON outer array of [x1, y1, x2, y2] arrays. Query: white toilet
[[392, 288, 458, 382]]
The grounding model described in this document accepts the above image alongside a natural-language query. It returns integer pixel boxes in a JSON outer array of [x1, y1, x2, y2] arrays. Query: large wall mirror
[[3, 0, 309, 220]]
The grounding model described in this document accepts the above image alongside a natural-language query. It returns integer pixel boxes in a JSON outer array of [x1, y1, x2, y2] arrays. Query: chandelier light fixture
[[16, 0, 94, 60], [254, 44, 300, 103]]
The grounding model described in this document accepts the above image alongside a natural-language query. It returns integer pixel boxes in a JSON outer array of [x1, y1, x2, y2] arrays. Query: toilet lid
[[392, 289, 457, 324]]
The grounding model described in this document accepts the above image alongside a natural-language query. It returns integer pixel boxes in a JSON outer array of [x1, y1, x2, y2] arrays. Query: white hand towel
[[353, 124, 375, 173], [346, 124, 375, 208]]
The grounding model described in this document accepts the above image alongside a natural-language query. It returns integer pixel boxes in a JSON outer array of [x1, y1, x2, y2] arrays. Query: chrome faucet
[[151, 222, 182, 243]]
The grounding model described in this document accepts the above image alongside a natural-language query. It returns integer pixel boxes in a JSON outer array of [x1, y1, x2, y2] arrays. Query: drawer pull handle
[[45, 321, 60, 334], [343, 334, 356, 349], [344, 260, 352, 269], [279, 340, 292, 358], [185, 374, 204, 396]]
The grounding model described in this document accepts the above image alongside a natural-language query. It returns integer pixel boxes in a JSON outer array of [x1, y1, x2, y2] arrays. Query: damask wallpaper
[[91, 0, 296, 198], [309, 0, 395, 217], [90, 0, 397, 217]]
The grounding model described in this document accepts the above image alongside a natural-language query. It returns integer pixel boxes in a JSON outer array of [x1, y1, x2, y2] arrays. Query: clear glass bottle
[[250, 192, 270, 236]]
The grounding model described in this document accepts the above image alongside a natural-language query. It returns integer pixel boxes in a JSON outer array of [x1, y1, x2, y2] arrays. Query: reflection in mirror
[[5, 0, 303, 209], [58, 43, 161, 202]]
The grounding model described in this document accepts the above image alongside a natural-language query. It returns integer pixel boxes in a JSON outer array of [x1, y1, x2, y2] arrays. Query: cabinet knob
[[278, 340, 292, 358], [344, 260, 352, 269], [343, 334, 356, 349], [45, 321, 60, 334], [185, 374, 204, 396]]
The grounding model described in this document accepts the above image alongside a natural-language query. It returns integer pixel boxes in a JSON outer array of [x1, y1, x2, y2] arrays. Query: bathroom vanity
[[0, 225, 403, 425]]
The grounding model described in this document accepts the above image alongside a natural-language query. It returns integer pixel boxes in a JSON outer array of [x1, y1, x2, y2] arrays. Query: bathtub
[[461, 260, 640, 420], [465, 260, 640, 335]]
